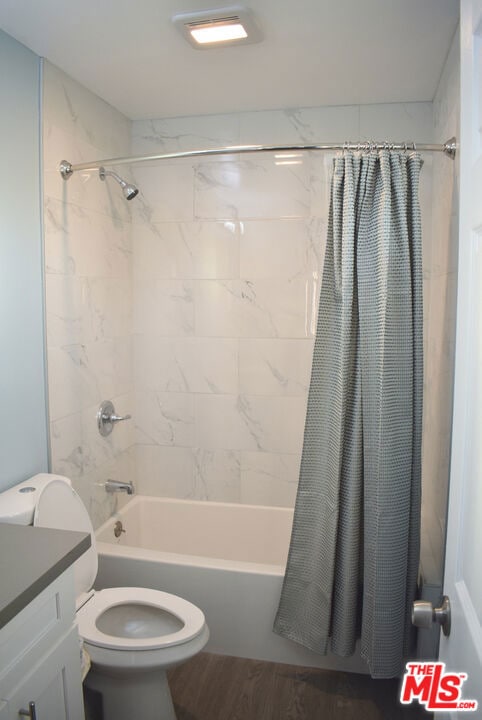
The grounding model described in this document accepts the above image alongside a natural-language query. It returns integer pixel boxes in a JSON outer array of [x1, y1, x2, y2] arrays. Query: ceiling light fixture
[[172, 6, 262, 49], [190, 20, 247, 44]]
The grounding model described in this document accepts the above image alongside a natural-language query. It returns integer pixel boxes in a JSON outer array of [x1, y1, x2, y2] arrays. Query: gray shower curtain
[[273, 150, 422, 679]]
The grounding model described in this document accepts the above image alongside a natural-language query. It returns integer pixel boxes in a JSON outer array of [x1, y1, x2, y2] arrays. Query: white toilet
[[0, 473, 209, 720]]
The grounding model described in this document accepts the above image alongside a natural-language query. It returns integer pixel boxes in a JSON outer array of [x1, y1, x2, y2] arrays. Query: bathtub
[[95, 495, 367, 673]]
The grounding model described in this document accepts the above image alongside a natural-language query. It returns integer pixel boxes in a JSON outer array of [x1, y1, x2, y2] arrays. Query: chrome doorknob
[[412, 595, 451, 637]]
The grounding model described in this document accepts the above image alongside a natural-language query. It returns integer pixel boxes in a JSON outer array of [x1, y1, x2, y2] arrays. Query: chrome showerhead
[[123, 183, 139, 201], [99, 167, 139, 201]]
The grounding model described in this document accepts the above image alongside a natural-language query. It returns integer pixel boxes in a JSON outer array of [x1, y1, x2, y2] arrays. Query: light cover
[[172, 6, 262, 49], [190, 20, 248, 45]]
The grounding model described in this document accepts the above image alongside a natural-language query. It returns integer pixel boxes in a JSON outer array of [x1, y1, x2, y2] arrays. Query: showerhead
[[123, 183, 139, 201], [99, 167, 139, 201]]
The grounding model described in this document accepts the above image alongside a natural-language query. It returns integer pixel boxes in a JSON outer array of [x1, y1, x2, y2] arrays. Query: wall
[[0, 30, 48, 491], [421, 29, 460, 586], [43, 61, 134, 527], [130, 102, 434, 506]]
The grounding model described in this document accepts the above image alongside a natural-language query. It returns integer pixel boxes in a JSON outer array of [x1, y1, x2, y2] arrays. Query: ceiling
[[0, 0, 459, 120]]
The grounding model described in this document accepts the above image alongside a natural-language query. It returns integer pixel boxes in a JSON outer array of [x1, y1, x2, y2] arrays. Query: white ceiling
[[0, 0, 459, 120]]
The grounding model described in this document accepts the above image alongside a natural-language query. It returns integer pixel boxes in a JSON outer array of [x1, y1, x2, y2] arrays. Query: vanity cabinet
[[0, 568, 84, 720]]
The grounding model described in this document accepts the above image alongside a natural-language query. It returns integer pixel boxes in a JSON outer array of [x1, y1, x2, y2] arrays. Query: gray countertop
[[0, 523, 91, 629]]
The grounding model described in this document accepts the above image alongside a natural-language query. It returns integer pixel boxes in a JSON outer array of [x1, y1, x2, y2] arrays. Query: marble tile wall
[[130, 101, 435, 507], [421, 29, 460, 585], [43, 61, 135, 528]]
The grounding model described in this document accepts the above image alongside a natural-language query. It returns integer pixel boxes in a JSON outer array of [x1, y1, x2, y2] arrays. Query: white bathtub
[[95, 495, 367, 673]]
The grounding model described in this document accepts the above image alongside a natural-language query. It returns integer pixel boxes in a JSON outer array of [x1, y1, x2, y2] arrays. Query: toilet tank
[[0, 473, 71, 525]]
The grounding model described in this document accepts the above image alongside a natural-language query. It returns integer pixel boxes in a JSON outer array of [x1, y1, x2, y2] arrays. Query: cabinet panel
[[0, 569, 75, 691], [1, 627, 84, 720]]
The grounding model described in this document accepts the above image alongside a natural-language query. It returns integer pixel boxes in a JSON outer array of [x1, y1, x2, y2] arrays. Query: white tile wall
[[238, 106, 360, 146], [193, 278, 318, 338], [239, 219, 322, 279], [133, 164, 194, 223], [131, 100, 437, 508], [133, 221, 239, 280], [134, 337, 238, 395], [238, 339, 313, 396], [133, 278, 194, 335], [240, 452, 301, 507], [43, 61, 134, 527], [134, 391, 195, 447], [194, 155, 311, 220]]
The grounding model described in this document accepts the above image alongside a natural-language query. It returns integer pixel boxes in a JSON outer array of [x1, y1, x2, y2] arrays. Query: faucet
[[105, 479, 135, 495]]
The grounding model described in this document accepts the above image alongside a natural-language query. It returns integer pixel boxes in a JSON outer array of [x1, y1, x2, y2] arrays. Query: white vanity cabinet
[[0, 568, 84, 720]]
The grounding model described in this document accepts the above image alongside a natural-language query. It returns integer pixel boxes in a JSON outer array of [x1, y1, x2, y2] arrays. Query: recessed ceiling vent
[[172, 6, 262, 49]]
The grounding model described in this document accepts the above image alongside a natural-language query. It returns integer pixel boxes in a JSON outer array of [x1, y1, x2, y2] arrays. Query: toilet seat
[[77, 587, 206, 651]]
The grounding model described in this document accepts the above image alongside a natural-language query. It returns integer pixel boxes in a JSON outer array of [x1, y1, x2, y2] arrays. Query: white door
[[438, 0, 482, 711]]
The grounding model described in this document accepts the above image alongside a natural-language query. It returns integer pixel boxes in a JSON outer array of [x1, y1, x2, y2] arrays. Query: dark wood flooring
[[168, 653, 431, 720]]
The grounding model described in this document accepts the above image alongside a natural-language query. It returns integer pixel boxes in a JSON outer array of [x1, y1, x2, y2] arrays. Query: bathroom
[[0, 0, 481, 717]]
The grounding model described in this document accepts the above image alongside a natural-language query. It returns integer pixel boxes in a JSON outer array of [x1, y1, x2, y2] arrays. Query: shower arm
[[59, 137, 457, 179]]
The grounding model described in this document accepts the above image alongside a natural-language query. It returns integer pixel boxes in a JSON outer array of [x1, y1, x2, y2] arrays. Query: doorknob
[[412, 595, 451, 637]]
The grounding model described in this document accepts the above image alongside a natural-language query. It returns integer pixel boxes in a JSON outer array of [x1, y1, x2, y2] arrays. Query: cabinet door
[[2, 627, 84, 720]]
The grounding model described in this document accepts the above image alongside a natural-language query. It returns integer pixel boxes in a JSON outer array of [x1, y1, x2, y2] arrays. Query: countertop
[[0, 523, 90, 629]]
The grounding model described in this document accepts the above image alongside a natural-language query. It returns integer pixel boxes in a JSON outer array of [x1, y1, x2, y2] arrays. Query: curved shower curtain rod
[[59, 136, 457, 179]]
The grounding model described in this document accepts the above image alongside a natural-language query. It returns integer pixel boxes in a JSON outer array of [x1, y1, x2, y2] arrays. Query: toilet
[[0, 473, 209, 720]]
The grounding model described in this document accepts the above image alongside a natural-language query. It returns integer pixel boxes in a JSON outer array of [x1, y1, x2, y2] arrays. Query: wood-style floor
[[168, 653, 430, 720]]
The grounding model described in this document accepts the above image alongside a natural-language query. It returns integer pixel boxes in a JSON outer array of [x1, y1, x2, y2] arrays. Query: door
[[438, 0, 482, 711]]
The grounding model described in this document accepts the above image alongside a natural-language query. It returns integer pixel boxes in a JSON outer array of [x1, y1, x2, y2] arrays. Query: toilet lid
[[34, 479, 97, 597], [77, 587, 207, 650]]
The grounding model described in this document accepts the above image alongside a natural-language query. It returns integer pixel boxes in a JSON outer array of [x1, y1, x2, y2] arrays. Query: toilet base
[[85, 666, 177, 720], [81, 619, 209, 719]]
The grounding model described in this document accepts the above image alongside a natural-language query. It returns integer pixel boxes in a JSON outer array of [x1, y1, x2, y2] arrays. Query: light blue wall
[[0, 30, 48, 491]]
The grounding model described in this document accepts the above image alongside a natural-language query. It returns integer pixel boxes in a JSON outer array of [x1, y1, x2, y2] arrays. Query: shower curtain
[[273, 150, 422, 679]]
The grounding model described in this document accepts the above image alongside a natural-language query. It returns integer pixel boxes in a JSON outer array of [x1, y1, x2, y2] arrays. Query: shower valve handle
[[97, 400, 131, 437], [110, 413, 132, 423]]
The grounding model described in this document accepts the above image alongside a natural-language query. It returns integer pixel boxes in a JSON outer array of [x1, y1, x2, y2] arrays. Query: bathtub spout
[[105, 479, 135, 495]]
